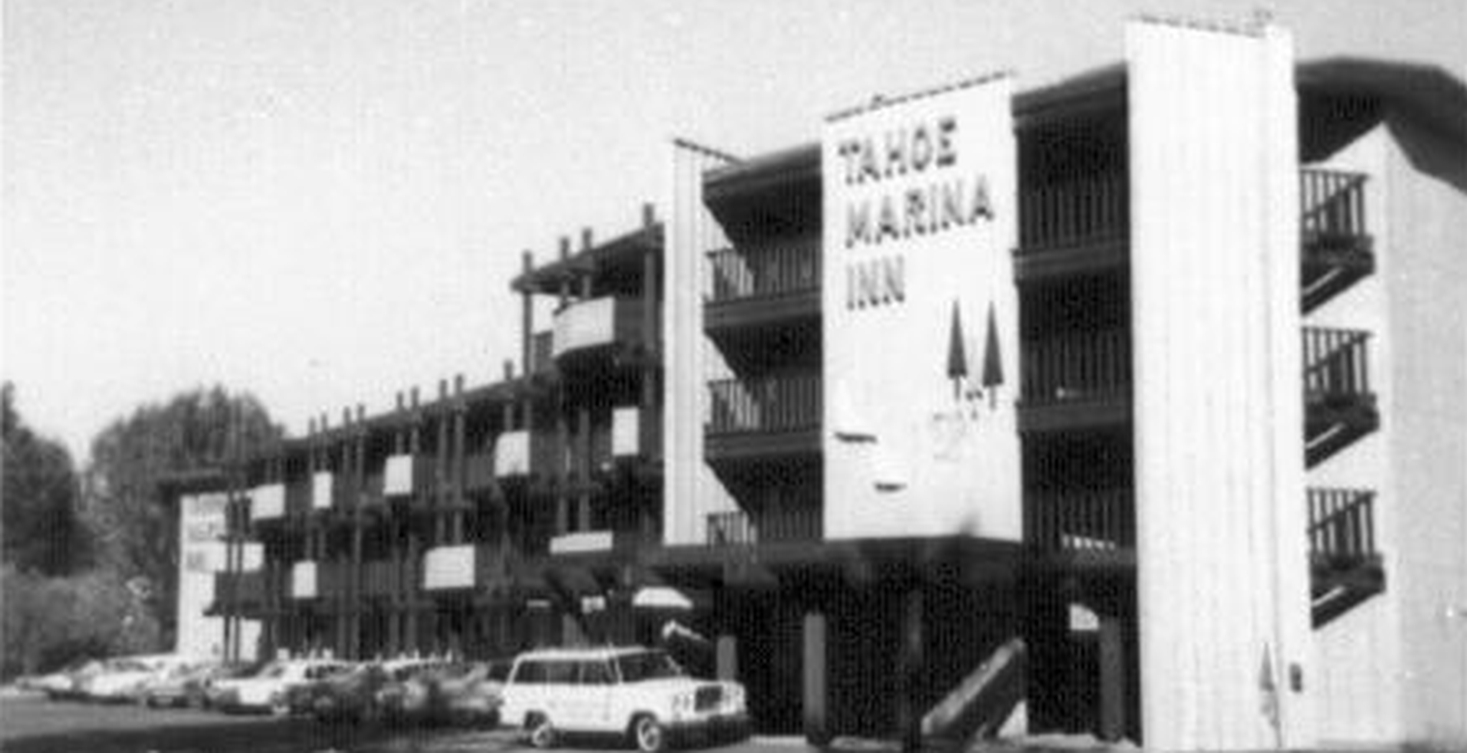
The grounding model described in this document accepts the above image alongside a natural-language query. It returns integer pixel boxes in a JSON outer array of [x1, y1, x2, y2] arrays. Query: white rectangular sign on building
[[821, 74, 1021, 540]]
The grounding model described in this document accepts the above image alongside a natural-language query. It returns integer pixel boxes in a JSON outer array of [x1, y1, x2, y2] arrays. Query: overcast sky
[[4, 0, 1464, 461]]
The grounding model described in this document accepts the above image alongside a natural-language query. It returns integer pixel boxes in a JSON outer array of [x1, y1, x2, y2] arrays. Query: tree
[[2, 383, 88, 575], [82, 386, 280, 649]]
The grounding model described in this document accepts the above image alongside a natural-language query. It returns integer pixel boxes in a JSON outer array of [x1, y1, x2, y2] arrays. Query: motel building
[[190, 19, 1466, 751]]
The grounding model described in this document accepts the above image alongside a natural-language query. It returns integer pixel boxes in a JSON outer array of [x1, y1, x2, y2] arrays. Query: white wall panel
[[665, 141, 739, 545], [1383, 117, 1467, 746], [1128, 19, 1313, 750]]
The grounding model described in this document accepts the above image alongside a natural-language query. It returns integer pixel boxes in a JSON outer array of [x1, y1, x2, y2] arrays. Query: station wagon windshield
[[614, 651, 682, 682]]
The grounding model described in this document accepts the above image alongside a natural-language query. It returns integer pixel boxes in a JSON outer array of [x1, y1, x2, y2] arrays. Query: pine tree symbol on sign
[[946, 300, 967, 401], [981, 301, 1005, 409]]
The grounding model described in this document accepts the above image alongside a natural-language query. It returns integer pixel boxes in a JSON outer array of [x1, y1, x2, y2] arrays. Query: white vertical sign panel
[[1128, 19, 1312, 751], [821, 75, 1020, 540], [665, 140, 740, 546]]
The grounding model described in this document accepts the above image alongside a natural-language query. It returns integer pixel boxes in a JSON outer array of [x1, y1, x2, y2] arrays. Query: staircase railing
[[1302, 327, 1372, 401], [1300, 169, 1368, 239], [1308, 488, 1376, 560]]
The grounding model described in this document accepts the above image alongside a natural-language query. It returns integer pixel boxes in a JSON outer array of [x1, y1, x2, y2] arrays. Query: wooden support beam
[[803, 611, 829, 745]]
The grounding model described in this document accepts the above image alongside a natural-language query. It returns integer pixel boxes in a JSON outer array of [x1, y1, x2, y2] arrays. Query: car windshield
[[258, 663, 288, 679], [614, 651, 683, 682]]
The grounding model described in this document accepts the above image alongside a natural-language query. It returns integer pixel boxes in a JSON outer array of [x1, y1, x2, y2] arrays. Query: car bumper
[[666, 711, 751, 738]]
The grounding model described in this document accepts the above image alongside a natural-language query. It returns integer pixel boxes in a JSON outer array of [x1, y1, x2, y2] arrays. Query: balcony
[[248, 483, 286, 523], [548, 529, 649, 556], [612, 407, 643, 458], [495, 431, 531, 479], [1024, 489, 1134, 560], [1014, 169, 1375, 298], [1018, 329, 1131, 432], [552, 296, 651, 362], [705, 239, 821, 333], [1300, 169, 1374, 312], [704, 506, 822, 546], [384, 454, 415, 498], [289, 561, 319, 600], [1015, 175, 1129, 281], [422, 544, 509, 591], [1303, 327, 1378, 467], [706, 372, 822, 462], [310, 472, 334, 513], [1308, 487, 1384, 626]]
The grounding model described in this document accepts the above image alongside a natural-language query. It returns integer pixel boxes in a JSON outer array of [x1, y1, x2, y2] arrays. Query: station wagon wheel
[[632, 714, 667, 753], [525, 713, 557, 749], [269, 694, 290, 717]]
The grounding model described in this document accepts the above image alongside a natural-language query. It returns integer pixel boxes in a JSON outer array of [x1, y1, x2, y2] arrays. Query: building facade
[[206, 19, 1466, 751]]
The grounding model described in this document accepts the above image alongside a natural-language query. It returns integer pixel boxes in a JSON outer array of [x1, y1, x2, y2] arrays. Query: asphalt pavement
[[0, 692, 791, 753]]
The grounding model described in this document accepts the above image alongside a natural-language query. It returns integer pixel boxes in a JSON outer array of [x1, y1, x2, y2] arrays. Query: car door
[[576, 659, 615, 732]]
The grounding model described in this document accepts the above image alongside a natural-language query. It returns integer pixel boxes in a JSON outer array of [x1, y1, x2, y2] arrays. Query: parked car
[[432, 659, 511, 727], [201, 661, 270, 709], [379, 659, 510, 727], [139, 660, 232, 709], [31, 658, 103, 700], [299, 662, 399, 722], [372, 659, 453, 725], [82, 655, 193, 703], [211, 658, 354, 715], [499, 647, 748, 753]]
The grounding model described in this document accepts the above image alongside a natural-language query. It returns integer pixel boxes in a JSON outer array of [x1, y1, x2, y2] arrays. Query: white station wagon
[[499, 647, 747, 752]]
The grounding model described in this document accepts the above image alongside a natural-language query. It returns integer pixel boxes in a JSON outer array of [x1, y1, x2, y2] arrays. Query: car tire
[[525, 713, 557, 749], [269, 696, 290, 717], [632, 714, 667, 753]]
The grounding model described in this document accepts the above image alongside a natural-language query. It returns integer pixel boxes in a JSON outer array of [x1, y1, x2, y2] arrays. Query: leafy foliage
[[2, 565, 159, 677], [2, 383, 88, 575], [81, 386, 280, 651]]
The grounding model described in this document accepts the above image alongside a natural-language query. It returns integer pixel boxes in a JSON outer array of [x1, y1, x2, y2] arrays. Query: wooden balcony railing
[[705, 506, 822, 545], [707, 373, 822, 436], [1308, 488, 1376, 561], [707, 239, 821, 304], [552, 296, 650, 358], [1025, 489, 1134, 552], [1018, 175, 1129, 252], [1020, 329, 1131, 406], [1301, 169, 1368, 240], [1303, 327, 1372, 401]]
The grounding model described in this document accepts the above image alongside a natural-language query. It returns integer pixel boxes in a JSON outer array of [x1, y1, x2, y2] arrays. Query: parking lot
[[0, 691, 786, 753]]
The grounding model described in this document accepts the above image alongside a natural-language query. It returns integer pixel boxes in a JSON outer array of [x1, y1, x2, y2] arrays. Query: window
[[514, 661, 547, 684], [543, 661, 576, 684], [579, 661, 613, 685], [615, 651, 683, 682]]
